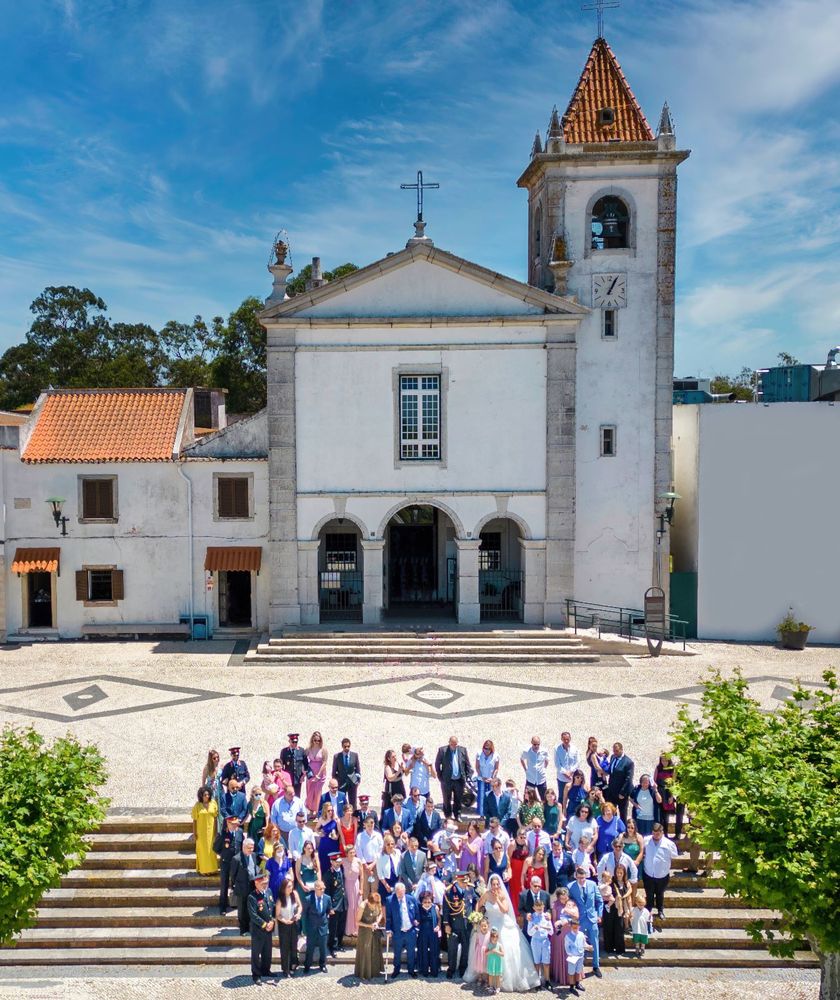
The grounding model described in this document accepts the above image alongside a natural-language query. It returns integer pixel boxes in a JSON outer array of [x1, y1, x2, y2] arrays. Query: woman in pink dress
[[305, 731, 327, 816], [342, 843, 363, 937], [550, 888, 578, 986], [462, 820, 484, 872]]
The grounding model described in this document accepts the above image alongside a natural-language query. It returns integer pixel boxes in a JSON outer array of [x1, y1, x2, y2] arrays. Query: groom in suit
[[302, 880, 333, 972], [331, 738, 361, 809], [435, 736, 473, 821], [568, 866, 604, 978], [385, 882, 420, 977]]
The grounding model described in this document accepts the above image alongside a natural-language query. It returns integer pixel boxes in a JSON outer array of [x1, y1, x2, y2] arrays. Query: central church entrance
[[385, 505, 456, 617]]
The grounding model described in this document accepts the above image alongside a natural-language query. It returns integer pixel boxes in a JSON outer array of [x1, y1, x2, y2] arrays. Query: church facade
[[0, 38, 689, 638], [262, 37, 689, 629]]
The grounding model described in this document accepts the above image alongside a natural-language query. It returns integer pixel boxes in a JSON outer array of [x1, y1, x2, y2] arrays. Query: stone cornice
[[517, 145, 691, 187]]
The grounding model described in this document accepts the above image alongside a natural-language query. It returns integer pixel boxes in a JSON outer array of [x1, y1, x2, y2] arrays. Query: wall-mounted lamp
[[656, 491, 680, 542], [46, 497, 69, 536]]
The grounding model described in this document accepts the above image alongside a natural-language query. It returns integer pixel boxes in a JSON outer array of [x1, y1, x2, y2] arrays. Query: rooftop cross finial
[[581, 0, 620, 38], [400, 170, 440, 225]]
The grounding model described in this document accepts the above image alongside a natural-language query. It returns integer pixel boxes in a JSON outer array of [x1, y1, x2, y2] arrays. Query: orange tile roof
[[562, 38, 654, 143], [204, 547, 262, 572], [12, 548, 60, 574], [22, 389, 188, 463]]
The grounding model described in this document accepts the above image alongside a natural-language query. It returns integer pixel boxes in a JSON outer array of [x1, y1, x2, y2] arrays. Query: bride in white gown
[[464, 874, 540, 992]]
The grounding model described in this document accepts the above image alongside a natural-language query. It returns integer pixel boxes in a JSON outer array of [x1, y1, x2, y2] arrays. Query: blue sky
[[1, 0, 839, 377]]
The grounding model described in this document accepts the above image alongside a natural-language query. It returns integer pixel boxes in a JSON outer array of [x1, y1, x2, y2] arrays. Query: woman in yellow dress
[[191, 785, 219, 875]]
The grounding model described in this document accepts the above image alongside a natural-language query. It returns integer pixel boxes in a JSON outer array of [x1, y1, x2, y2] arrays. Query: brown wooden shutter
[[218, 477, 234, 518], [75, 570, 88, 601], [111, 569, 124, 601], [82, 479, 97, 518], [233, 477, 249, 518], [97, 480, 114, 519]]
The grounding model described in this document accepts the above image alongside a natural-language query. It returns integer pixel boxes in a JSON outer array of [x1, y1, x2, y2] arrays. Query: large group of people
[[191, 731, 698, 989]]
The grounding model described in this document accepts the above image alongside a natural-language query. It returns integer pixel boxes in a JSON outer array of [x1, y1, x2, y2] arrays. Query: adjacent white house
[[0, 37, 689, 639]]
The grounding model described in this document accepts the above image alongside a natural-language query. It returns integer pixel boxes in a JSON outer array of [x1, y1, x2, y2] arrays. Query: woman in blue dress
[[483, 836, 512, 895], [594, 802, 626, 860], [563, 770, 588, 818], [315, 802, 340, 874], [415, 891, 441, 977]]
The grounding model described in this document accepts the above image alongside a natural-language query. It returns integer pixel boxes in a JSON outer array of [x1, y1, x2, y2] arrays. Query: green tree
[[711, 366, 756, 401], [671, 670, 840, 999], [0, 726, 109, 944], [209, 296, 267, 413], [777, 351, 800, 367], [157, 316, 220, 388], [286, 261, 358, 298]]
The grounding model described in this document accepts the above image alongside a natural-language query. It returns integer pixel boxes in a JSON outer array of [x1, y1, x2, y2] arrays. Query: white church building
[[0, 38, 690, 638]]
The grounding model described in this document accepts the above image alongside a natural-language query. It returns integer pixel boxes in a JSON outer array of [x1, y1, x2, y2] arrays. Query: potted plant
[[776, 609, 811, 650]]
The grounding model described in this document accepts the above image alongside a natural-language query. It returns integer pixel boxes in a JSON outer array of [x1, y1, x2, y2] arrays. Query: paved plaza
[[0, 634, 829, 997]]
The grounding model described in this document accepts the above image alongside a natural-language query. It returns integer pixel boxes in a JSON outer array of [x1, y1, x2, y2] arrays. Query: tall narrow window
[[602, 309, 617, 340], [600, 425, 617, 457], [400, 375, 440, 460]]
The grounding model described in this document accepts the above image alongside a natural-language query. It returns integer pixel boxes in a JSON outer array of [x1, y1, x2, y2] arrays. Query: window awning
[[204, 546, 262, 573], [12, 547, 60, 574]]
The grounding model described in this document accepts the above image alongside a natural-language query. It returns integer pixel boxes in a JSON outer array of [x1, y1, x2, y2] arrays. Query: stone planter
[[779, 628, 810, 650]]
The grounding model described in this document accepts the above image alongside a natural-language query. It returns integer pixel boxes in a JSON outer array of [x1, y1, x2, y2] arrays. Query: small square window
[[600, 425, 617, 457], [89, 570, 114, 602], [598, 107, 616, 125], [81, 478, 116, 520], [217, 477, 250, 519], [603, 309, 617, 340]]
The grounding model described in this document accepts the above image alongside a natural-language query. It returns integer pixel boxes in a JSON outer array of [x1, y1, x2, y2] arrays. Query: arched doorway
[[478, 517, 524, 621], [317, 519, 363, 622], [384, 505, 456, 618]]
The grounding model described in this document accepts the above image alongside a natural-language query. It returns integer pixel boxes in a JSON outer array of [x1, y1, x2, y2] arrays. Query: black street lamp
[[46, 497, 69, 536]]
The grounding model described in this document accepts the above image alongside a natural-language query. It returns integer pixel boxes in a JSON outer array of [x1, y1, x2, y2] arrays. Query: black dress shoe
[[593, 968, 603, 978]]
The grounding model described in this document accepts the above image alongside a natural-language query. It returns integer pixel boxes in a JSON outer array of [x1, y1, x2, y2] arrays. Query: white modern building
[[0, 37, 690, 639]]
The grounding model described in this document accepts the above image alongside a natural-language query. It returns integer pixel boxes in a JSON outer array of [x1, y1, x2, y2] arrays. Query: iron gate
[[319, 571, 363, 621], [479, 569, 523, 621]]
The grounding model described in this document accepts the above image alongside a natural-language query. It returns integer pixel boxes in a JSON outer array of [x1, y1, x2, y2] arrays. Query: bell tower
[[518, 37, 690, 614]]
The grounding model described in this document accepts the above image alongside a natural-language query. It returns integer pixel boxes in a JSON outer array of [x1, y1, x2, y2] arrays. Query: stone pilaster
[[297, 540, 319, 625], [655, 167, 679, 607], [519, 539, 546, 625], [545, 324, 576, 625], [455, 539, 481, 625], [267, 327, 301, 630], [361, 540, 385, 624]]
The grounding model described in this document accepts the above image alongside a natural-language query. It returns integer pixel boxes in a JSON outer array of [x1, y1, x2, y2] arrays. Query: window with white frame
[[400, 375, 440, 460], [600, 425, 617, 457]]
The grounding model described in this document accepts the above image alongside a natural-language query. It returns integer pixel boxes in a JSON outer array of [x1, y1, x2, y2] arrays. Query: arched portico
[[316, 517, 363, 622], [381, 504, 457, 620], [476, 516, 526, 621]]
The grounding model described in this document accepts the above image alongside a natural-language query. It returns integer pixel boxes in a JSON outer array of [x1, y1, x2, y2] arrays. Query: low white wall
[[692, 403, 840, 642]]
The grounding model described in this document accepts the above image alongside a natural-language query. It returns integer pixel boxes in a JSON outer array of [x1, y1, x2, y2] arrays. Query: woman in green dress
[[244, 787, 267, 849], [295, 841, 320, 940], [518, 786, 544, 828], [354, 891, 385, 980], [542, 788, 561, 836]]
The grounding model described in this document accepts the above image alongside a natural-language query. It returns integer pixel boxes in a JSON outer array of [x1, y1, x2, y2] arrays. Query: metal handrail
[[565, 598, 688, 650]]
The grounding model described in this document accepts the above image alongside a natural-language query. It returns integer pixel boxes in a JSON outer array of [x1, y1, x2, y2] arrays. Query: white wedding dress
[[464, 898, 540, 993]]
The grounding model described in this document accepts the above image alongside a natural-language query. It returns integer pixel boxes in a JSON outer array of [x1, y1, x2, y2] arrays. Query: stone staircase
[[0, 816, 816, 971], [246, 629, 600, 665]]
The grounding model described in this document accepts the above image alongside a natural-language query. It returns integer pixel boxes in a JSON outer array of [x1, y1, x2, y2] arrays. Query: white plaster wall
[[2, 458, 268, 637], [296, 259, 546, 318], [671, 406, 699, 572], [693, 403, 840, 642], [563, 165, 661, 609], [295, 341, 548, 496]]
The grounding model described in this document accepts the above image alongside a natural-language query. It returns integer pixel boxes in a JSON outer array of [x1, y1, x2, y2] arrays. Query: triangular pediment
[[260, 244, 586, 321]]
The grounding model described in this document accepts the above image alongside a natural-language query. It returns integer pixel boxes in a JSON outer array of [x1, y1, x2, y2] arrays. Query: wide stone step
[[61, 873, 211, 889], [249, 650, 600, 663], [267, 637, 585, 646], [275, 631, 578, 640], [97, 819, 193, 835], [84, 835, 192, 852], [80, 853, 193, 870], [41, 889, 216, 907], [599, 949, 817, 968]]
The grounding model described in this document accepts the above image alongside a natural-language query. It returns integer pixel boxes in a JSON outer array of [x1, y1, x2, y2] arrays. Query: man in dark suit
[[517, 874, 551, 928], [302, 880, 333, 972], [214, 815, 242, 915], [230, 837, 258, 934], [482, 777, 505, 828], [323, 852, 347, 957], [398, 836, 426, 891], [605, 741, 635, 822], [385, 882, 420, 977], [413, 797, 443, 850], [281, 733, 311, 797], [331, 737, 361, 809], [547, 839, 575, 894], [319, 779, 347, 818], [383, 794, 414, 835], [434, 736, 473, 821]]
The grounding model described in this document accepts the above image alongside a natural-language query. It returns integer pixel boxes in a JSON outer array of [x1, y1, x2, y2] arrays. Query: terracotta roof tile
[[22, 389, 188, 463], [204, 547, 262, 572], [562, 38, 654, 144], [11, 548, 60, 573]]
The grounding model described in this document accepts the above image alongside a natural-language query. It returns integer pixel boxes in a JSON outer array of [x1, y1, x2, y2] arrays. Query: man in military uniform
[[443, 871, 474, 979], [280, 734, 311, 797], [354, 794, 380, 831], [214, 815, 242, 915], [247, 871, 275, 985], [324, 851, 347, 957], [221, 746, 250, 789]]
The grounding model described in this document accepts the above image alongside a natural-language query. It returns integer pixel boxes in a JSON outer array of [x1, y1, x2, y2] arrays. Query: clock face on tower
[[592, 272, 627, 308]]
